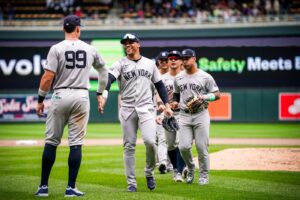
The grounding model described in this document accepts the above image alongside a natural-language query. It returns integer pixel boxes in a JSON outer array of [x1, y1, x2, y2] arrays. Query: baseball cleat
[[127, 185, 137, 192], [65, 186, 85, 197], [182, 167, 188, 179], [174, 172, 184, 182], [35, 185, 48, 197], [158, 163, 167, 174], [166, 164, 173, 173], [146, 176, 156, 191], [199, 177, 209, 185], [186, 170, 194, 184]]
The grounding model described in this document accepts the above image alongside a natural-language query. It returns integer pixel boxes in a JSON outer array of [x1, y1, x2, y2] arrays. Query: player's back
[[46, 39, 99, 90]]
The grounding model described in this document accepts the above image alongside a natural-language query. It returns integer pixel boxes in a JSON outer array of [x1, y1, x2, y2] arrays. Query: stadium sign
[[0, 55, 46, 76], [143, 46, 300, 88], [0, 94, 51, 122], [199, 56, 299, 73], [279, 93, 300, 121]]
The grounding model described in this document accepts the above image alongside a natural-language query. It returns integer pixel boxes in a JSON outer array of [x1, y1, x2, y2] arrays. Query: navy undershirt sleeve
[[154, 80, 169, 104], [105, 73, 117, 91]]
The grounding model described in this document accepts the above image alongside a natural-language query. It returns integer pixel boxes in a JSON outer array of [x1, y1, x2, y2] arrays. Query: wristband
[[38, 88, 48, 97], [38, 95, 45, 103], [38, 89, 48, 103], [203, 93, 216, 101], [96, 90, 108, 99], [102, 90, 108, 99]]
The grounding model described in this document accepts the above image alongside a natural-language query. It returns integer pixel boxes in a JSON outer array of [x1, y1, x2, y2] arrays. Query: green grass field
[[0, 123, 300, 200], [0, 123, 300, 139]]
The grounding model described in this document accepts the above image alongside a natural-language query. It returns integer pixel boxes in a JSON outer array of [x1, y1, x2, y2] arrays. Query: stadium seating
[[0, 0, 299, 26]]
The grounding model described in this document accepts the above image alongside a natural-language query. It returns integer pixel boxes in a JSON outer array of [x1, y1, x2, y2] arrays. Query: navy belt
[[54, 87, 88, 90]]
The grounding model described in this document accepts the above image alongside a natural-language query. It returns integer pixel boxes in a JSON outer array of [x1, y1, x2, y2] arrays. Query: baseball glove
[[162, 116, 179, 132], [186, 96, 206, 113]]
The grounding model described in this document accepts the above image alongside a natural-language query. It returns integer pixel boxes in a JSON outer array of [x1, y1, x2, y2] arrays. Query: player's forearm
[[39, 71, 54, 91], [38, 70, 55, 103], [96, 67, 108, 93]]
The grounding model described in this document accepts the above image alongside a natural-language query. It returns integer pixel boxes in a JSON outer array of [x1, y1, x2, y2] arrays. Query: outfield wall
[[1, 89, 298, 123], [87, 89, 299, 123]]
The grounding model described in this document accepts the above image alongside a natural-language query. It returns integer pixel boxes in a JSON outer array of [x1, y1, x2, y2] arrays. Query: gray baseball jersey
[[45, 39, 105, 89], [161, 72, 176, 104], [161, 72, 180, 151], [44, 39, 106, 146], [109, 56, 161, 122], [175, 69, 219, 181], [174, 69, 219, 110]]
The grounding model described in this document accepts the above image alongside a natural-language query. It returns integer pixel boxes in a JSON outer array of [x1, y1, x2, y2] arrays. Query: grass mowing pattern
[[0, 145, 300, 200], [0, 123, 300, 199], [0, 123, 300, 139]]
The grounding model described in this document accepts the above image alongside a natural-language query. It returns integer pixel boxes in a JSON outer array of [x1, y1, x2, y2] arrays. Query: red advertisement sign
[[208, 93, 231, 120], [279, 93, 300, 120]]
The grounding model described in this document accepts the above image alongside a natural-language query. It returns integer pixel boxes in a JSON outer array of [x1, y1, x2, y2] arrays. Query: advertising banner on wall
[[279, 93, 300, 121], [0, 47, 49, 89], [208, 93, 231, 120], [1, 45, 299, 89], [0, 94, 51, 122], [142, 47, 300, 88]]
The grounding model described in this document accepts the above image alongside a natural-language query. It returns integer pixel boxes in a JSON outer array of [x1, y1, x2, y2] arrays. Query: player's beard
[[183, 64, 193, 71]]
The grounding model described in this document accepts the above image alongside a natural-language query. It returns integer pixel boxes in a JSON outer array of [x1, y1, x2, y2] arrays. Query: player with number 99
[[35, 14, 108, 197]]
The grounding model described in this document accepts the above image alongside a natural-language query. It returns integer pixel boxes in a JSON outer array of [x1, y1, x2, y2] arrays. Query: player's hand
[[36, 102, 45, 117], [198, 95, 204, 101], [164, 103, 173, 117], [155, 115, 163, 125], [157, 104, 165, 113], [171, 101, 179, 110], [97, 95, 106, 114]]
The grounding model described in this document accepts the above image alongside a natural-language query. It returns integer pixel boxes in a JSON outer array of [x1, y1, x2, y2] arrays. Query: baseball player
[[155, 51, 170, 174], [160, 50, 186, 182], [105, 33, 173, 192], [35, 15, 108, 197], [172, 49, 220, 185]]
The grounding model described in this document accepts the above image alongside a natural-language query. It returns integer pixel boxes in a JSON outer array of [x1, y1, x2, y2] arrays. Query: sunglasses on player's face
[[168, 56, 180, 61]]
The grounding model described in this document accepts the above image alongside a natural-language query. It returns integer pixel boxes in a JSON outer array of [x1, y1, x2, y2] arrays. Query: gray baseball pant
[[178, 109, 210, 178], [120, 109, 157, 188]]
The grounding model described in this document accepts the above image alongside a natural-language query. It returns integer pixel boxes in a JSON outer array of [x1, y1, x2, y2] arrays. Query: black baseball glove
[[186, 96, 207, 113], [162, 116, 179, 132]]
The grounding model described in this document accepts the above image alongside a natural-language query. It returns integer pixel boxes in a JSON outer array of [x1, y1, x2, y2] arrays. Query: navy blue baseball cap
[[168, 50, 182, 58], [182, 49, 196, 58], [63, 14, 81, 28], [157, 51, 169, 60], [120, 33, 140, 44]]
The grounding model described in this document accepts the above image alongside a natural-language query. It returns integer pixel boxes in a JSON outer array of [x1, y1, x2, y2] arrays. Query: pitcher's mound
[[194, 148, 300, 172]]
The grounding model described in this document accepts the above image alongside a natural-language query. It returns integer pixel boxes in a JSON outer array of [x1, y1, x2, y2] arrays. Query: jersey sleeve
[[44, 45, 58, 73], [109, 60, 122, 79], [205, 75, 219, 93], [92, 47, 105, 70], [151, 62, 162, 83]]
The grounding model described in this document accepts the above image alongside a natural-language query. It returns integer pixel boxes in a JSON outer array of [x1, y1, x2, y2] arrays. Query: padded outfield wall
[[0, 25, 299, 122]]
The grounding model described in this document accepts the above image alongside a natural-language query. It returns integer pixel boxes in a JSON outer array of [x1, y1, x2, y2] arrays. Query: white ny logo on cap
[[123, 34, 136, 39]]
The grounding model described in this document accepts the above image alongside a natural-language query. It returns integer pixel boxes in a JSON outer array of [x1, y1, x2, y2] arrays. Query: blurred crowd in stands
[[0, 0, 299, 25], [119, 0, 297, 23]]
